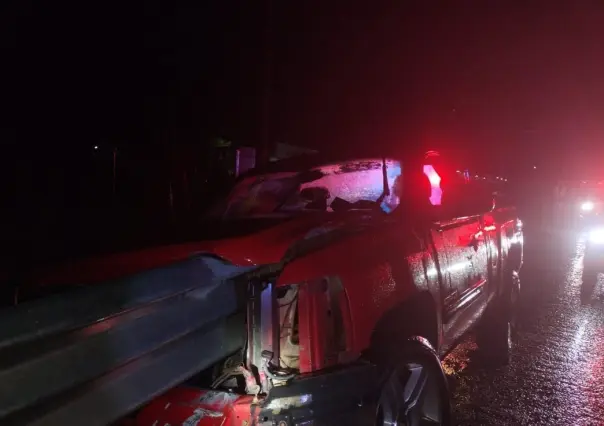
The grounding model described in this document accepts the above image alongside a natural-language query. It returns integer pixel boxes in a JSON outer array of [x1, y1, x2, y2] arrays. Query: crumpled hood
[[32, 213, 355, 288]]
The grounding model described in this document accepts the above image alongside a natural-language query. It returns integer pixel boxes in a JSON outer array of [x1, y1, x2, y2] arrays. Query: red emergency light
[[423, 164, 443, 206]]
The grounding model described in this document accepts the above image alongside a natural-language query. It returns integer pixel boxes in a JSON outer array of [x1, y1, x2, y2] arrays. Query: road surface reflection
[[447, 232, 604, 425]]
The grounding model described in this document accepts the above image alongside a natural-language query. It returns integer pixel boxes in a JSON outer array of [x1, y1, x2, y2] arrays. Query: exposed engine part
[[246, 281, 301, 394], [261, 350, 296, 383], [277, 286, 299, 370]]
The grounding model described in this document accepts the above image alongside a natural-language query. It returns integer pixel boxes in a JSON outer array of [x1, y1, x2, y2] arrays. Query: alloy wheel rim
[[377, 362, 442, 426]]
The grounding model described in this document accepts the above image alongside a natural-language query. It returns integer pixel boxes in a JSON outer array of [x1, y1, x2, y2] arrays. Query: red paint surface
[[277, 221, 420, 361], [297, 279, 329, 373], [133, 388, 253, 426], [32, 213, 344, 288]]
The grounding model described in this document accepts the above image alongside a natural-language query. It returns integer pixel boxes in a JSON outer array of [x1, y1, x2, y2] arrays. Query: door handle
[[469, 234, 479, 251]]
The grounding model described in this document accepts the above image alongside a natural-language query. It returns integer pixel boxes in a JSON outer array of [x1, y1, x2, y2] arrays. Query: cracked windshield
[[219, 159, 402, 218]]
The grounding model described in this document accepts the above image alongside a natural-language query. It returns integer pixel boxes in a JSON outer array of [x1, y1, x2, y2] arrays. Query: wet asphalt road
[[447, 229, 604, 426]]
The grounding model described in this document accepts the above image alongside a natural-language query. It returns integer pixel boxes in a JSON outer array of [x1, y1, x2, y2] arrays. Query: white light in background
[[589, 227, 604, 244], [581, 201, 595, 212]]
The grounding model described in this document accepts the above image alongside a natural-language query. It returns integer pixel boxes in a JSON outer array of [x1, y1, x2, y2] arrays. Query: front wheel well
[[368, 291, 439, 362]]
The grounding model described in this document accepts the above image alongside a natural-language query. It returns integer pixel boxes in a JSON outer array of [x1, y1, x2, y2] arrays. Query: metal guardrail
[[0, 255, 251, 425]]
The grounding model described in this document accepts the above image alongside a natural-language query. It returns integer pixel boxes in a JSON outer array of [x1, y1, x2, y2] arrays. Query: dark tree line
[[3, 140, 239, 286]]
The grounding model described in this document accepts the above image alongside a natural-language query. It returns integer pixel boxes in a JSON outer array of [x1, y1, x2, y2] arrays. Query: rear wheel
[[375, 338, 451, 426], [477, 270, 520, 365]]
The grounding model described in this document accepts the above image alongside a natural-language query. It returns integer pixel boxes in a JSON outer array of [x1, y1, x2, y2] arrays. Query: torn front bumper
[[134, 362, 380, 426]]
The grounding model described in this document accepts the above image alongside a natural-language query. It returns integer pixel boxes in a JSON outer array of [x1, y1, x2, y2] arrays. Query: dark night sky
[[4, 1, 604, 271], [270, 2, 604, 175], [9, 1, 604, 177]]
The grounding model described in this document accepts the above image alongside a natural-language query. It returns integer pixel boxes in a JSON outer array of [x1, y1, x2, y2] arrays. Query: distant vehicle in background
[[582, 219, 604, 301], [578, 197, 604, 231]]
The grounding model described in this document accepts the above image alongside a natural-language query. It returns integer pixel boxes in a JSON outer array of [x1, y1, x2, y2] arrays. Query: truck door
[[420, 162, 489, 317], [440, 217, 489, 311], [420, 162, 491, 346], [437, 217, 490, 346], [417, 155, 493, 349]]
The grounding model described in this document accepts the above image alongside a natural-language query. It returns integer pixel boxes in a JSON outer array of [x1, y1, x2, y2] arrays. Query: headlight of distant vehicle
[[581, 201, 595, 212], [589, 228, 604, 244]]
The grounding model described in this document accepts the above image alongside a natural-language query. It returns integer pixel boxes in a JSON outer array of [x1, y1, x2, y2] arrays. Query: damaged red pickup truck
[[0, 151, 523, 426]]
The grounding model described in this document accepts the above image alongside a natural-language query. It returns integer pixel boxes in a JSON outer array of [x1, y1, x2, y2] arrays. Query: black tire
[[476, 270, 520, 366], [581, 268, 598, 303], [373, 337, 451, 426]]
